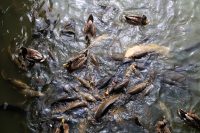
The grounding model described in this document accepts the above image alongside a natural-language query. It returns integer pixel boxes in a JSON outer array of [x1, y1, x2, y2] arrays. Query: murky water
[[1, 0, 200, 132]]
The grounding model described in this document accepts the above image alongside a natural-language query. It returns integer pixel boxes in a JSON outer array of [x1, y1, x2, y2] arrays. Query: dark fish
[[52, 101, 87, 114], [181, 42, 200, 53], [96, 76, 113, 90], [95, 95, 119, 119], [1, 72, 44, 97], [125, 64, 140, 78], [0, 102, 26, 115]]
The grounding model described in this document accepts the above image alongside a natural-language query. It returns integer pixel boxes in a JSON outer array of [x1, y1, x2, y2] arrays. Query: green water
[[0, 0, 200, 132]]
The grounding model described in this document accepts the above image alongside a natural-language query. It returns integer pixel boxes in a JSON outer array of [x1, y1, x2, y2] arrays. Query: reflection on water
[[0, 0, 200, 132]]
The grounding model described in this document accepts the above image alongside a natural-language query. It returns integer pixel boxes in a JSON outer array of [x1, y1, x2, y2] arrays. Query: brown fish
[[79, 92, 96, 102], [124, 15, 148, 26], [105, 81, 117, 96], [106, 79, 129, 95], [155, 118, 171, 133], [128, 71, 155, 95], [89, 53, 99, 66], [95, 95, 119, 119], [75, 76, 94, 90], [125, 64, 139, 78], [1, 72, 44, 97], [124, 44, 169, 59], [52, 101, 87, 114]]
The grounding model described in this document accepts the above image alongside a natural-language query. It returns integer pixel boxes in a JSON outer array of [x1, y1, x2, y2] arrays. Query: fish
[[125, 64, 140, 78], [96, 76, 113, 90], [0, 102, 26, 115], [79, 92, 96, 102], [89, 53, 99, 66], [128, 71, 155, 95], [75, 76, 94, 90], [105, 79, 129, 95], [105, 81, 117, 96], [1, 72, 44, 97], [124, 44, 169, 59], [52, 101, 87, 114], [127, 80, 149, 95], [94, 95, 119, 119]]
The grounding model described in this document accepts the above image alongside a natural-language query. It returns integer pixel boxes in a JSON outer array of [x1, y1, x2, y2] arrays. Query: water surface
[[0, 0, 200, 132]]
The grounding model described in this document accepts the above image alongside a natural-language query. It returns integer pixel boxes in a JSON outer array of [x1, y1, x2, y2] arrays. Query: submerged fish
[[128, 71, 155, 95], [52, 101, 87, 114], [1, 72, 44, 97], [105, 79, 129, 95], [95, 95, 119, 119], [75, 76, 94, 90], [79, 92, 96, 102]]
